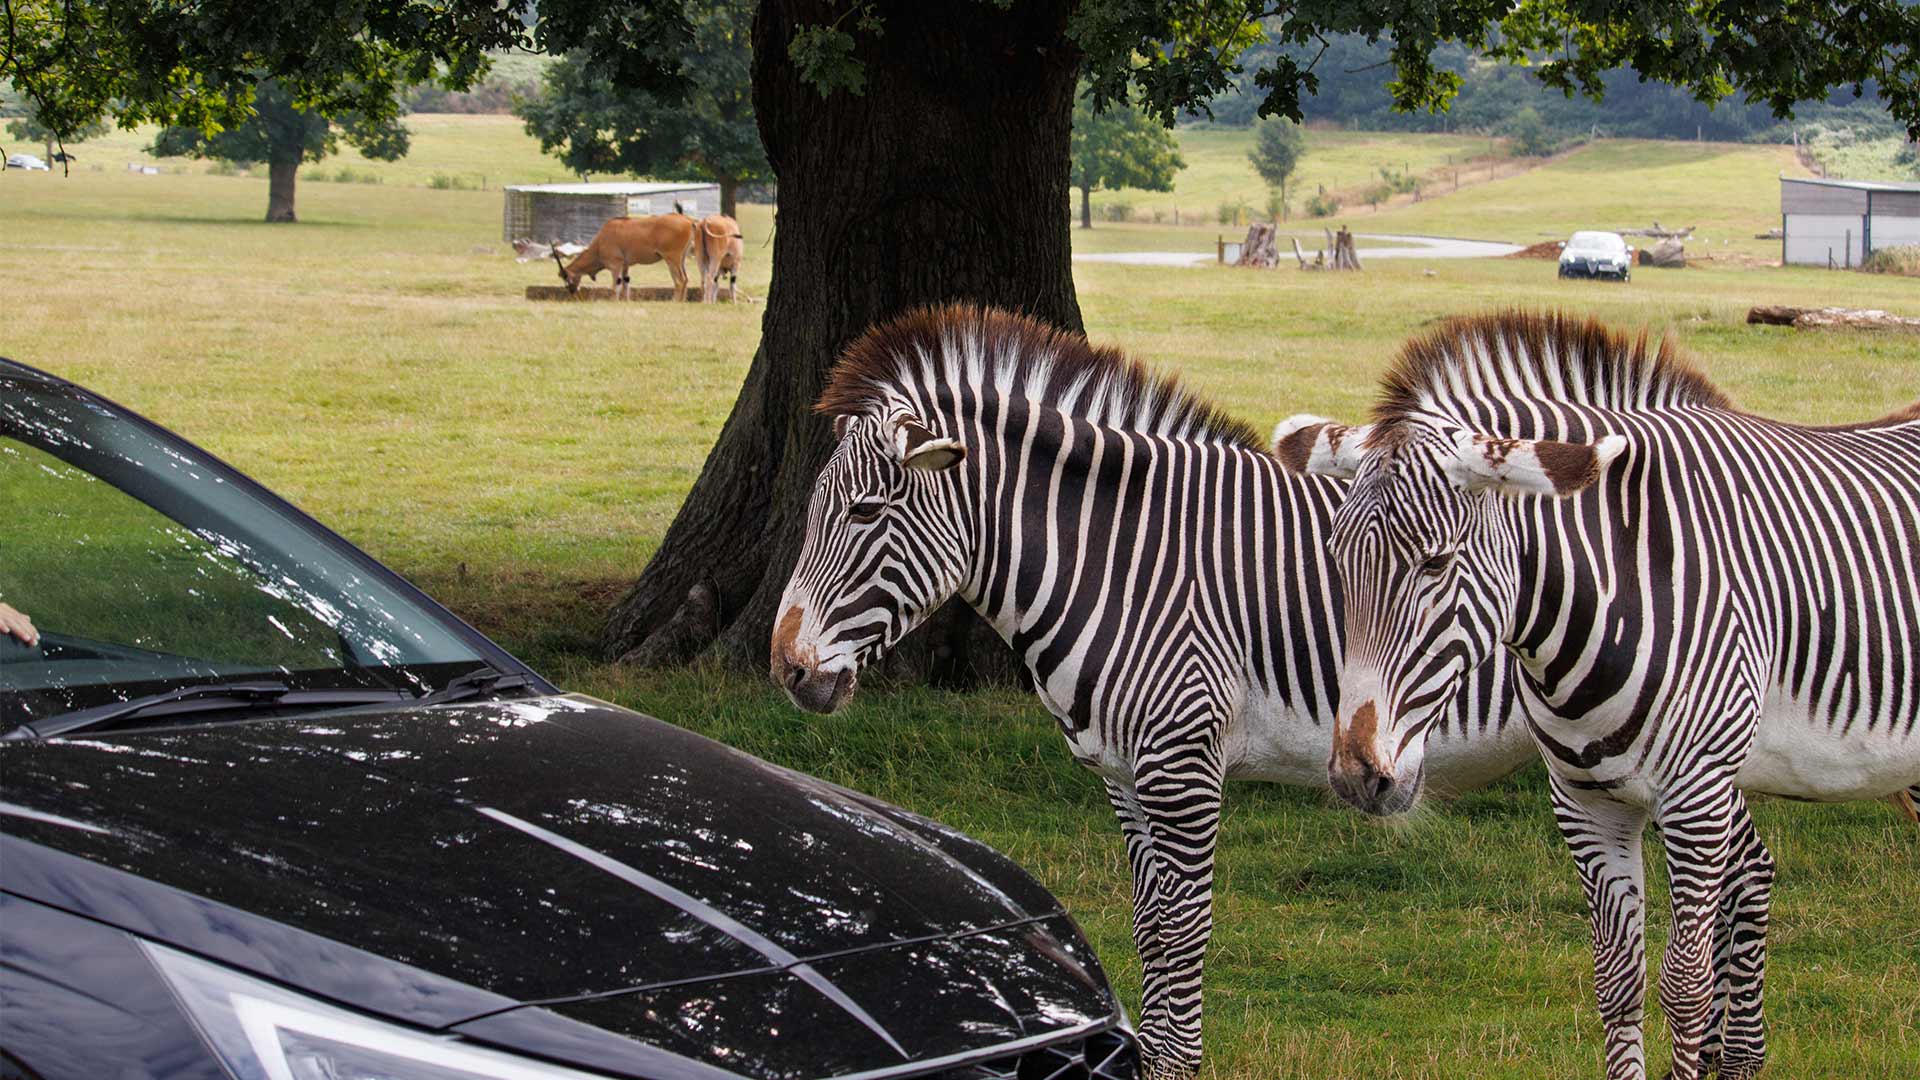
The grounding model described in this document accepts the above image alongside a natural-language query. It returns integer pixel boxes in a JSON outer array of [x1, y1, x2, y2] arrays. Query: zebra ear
[[888, 416, 967, 472], [832, 414, 854, 440], [1272, 414, 1369, 480], [1444, 432, 1628, 497]]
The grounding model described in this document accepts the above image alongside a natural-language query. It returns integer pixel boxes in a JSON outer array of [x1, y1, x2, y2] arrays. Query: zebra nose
[[1364, 768, 1394, 806], [785, 663, 810, 691]]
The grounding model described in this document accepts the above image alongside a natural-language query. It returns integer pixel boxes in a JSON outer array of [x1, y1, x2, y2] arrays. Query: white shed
[[1780, 176, 1920, 267], [501, 181, 722, 245]]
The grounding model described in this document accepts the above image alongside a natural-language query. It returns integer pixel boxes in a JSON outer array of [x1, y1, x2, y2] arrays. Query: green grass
[[3, 117, 1916, 1079], [1086, 127, 1506, 226], [1340, 139, 1815, 260], [47, 113, 589, 188]]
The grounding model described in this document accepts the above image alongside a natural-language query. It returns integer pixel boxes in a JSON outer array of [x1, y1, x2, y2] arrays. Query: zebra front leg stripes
[[1103, 779, 1174, 1057], [1656, 778, 1743, 1080], [1129, 750, 1225, 1080], [1552, 771, 1652, 1080]]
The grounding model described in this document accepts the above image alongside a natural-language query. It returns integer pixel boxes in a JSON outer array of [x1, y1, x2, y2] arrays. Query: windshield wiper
[[414, 667, 535, 706], [14, 681, 416, 741]]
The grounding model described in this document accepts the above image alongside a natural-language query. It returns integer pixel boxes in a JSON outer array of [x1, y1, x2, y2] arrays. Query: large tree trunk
[[602, 0, 1081, 682], [719, 176, 738, 218], [1080, 183, 1092, 229], [266, 159, 299, 222]]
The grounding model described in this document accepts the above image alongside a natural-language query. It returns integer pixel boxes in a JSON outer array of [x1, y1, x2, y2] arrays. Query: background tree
[[151, 79, 410, 222], [6, 107, 105, 167], [1069, 86, 1184, 228], [1507, 105, 1557, 157], [516, 0, 766, 216], [1247, 116, 1304, 220], [10, 0, 1920, 680]]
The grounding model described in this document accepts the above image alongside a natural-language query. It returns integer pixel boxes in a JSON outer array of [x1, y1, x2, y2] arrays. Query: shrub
[[1264, 187, 1291, 222], [207, 159, 252, 177], [1103, 199, 1135, 223], [1362, 183, 1392, 210], [1378, 165, 1421, 197], [428, 172, 476, 191], [1305, 192, 1342, 218], [1216, 196, 1253, 226], [1861, 244, 1920, 276], [1509, 106, 1558, 157]]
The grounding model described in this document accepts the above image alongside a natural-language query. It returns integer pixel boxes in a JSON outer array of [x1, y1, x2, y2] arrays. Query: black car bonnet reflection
[[0, 694, 1108, 1073]]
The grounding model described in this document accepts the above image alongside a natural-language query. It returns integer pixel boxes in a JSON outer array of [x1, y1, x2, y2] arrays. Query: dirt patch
[[1505, 240, 1563, 260]]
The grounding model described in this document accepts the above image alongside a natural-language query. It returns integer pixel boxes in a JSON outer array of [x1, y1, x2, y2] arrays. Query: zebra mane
[[817, 303, 1265, 450], [1373, 310, 1732, 438]]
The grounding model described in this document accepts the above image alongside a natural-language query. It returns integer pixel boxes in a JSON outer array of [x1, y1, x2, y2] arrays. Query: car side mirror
[[1556, 241, 1566, 248]]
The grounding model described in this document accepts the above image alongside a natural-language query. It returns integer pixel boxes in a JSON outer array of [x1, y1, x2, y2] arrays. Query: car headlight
[[143, 941, 608, 1080]]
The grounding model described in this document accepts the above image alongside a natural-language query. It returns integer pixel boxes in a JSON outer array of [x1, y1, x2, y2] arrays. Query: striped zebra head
[[1278, 413, 1626, 814], [771, 411, 970, 713]]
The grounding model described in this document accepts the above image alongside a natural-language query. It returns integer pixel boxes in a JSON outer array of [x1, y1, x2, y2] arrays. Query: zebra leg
[[1655, 779, 1739, 1080], [1551, 770, 1652, 1080], [1698, 794, 1774, 1079], [1103, 779, 1172, 1054], [1129, 750, 1223, 1080]]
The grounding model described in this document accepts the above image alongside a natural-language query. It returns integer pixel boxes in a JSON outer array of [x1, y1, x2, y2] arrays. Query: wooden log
[[1745, 305, 1920, 332], [525, 285, 733, 302]]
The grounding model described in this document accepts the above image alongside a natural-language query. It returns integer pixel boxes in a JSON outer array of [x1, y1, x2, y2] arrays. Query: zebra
[[1274, 310, 1920, 1080], [767, 303, 1542, 1080]]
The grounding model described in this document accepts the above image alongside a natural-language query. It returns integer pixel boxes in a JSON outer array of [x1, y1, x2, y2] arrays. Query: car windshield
[[1566, 233, 1623, 255], [0, 369, 497, 731]]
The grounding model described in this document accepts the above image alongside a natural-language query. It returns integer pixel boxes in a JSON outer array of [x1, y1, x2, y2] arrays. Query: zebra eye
[[1418, 551, 1452, 576], [847, 500, 886, 525]]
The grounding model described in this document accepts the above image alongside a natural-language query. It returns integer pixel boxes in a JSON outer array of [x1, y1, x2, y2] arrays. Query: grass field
[[3, 117, 1916, 1079], [1087, 127, 1507, 225]]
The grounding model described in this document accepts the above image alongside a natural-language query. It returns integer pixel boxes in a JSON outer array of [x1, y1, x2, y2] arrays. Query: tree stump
[[1327, 226, 1362, 271], [1236, 222, 1279, 268]]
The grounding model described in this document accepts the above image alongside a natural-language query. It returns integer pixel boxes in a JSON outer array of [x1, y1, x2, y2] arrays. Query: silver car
[[1557, 230, 1632, 281]]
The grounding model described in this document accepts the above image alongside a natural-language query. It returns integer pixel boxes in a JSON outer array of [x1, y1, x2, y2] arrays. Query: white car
[[1557, 230, 1632, 281], [5, 153, 51, 171]]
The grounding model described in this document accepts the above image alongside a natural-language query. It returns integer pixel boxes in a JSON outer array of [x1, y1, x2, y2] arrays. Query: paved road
[[1073, 233, 1521, 266]]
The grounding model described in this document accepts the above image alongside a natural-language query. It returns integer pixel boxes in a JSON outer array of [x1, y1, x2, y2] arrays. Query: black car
[[0, 358, 1135, 1080]]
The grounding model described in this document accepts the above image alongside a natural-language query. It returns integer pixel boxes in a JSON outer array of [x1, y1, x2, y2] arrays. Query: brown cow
[[695, 214, 746, 303], [552, 214, 696, 301]]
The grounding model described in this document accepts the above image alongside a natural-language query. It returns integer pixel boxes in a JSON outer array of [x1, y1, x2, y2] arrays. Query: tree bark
[[1080, 183, 1092, 228], [719, 175, 738, 218], [266, 159, 299, 222], [602, 0, 1082, 682]]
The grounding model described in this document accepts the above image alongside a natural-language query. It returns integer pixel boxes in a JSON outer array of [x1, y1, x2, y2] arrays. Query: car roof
[[1568, 231, 1624, 243]]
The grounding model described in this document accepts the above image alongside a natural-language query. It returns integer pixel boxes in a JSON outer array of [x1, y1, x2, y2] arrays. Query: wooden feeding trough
[[526, 285, 735, 302]]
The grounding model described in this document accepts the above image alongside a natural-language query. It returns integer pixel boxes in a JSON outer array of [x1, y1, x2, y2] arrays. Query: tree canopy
[[1069, 87, 1184, 227], [516, 0, 766, 215], [7, 0, 1914, 145]]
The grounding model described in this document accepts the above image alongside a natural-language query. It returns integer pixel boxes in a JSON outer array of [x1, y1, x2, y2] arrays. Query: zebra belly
[[1221, 691, 1332, 785], [1737, 697, 1920, 801]]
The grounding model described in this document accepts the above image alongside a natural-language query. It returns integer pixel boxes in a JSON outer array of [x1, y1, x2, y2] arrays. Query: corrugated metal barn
[[501, 181, 722, 245], [1780, 176, 1920, 267]]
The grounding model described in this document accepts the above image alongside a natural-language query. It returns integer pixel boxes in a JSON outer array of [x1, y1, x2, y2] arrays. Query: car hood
[[0, 694, 1112, 1069]]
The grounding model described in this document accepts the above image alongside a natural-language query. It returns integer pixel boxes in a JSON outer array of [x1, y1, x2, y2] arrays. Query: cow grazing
[[551, 214, 696, 301], [695, 214, 746, 303]]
